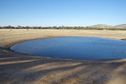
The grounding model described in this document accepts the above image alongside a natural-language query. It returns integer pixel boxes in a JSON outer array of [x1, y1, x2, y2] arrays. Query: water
[[11, 37, 126, 60]]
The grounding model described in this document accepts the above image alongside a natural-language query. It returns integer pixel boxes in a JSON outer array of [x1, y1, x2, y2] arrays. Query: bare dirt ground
[[0, 29, 126, 84]]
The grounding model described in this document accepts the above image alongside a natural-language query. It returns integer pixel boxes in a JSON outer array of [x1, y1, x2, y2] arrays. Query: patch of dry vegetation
[[0, 29, 126, 48]]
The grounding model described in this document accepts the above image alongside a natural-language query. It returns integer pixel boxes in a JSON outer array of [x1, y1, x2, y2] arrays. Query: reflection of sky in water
[[11, 37, 126, 60]]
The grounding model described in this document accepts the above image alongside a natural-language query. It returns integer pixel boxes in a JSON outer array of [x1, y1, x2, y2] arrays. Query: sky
[[0, 0, 126, 26]]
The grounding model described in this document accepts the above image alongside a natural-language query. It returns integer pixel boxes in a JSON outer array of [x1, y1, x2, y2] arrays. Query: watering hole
[[11, 37, 126, 60]]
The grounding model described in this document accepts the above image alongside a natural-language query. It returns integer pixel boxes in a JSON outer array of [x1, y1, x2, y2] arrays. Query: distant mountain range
[[88, 24, 126, 28], [114, 24, 126, 28]]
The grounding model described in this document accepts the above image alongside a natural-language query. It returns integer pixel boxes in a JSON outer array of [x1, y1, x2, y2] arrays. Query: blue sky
[[0, 0, 126, 26]]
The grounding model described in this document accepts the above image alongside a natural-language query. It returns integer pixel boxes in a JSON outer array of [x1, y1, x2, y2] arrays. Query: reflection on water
[[11, 37, 126, 60]]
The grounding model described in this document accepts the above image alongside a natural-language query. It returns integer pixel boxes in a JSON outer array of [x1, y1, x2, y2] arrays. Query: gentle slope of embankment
[[0, 29, 126, 84]]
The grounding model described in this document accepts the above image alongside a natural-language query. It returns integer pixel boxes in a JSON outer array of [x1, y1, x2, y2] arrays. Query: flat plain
[[0, 29, 126, 84]]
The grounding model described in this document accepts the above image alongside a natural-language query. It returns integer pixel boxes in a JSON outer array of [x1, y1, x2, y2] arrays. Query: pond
[[11, 37, 126, 60]]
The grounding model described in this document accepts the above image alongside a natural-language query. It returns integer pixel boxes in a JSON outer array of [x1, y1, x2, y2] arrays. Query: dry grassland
[[0, 29, 126, 84]]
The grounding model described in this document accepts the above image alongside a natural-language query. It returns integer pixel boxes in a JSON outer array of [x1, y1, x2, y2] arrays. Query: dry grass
[[0, 29, 126, 84], [0, 29, 126, 48]]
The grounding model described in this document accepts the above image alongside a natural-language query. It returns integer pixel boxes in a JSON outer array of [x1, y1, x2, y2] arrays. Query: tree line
[[0, 25, 126, 30]]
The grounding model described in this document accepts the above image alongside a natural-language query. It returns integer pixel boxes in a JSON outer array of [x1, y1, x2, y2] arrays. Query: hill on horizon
[[89, 24, 126, 29]]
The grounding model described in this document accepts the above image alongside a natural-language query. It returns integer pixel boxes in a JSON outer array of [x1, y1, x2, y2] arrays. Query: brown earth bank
[[0, 29, 126, 84]]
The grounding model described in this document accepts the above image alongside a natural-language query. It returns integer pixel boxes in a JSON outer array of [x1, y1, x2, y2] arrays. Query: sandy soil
[[0, 29, 126, 84]]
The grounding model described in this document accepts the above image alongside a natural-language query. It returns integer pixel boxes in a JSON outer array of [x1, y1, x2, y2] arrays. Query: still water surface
[[11, 37, 126, 60]]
